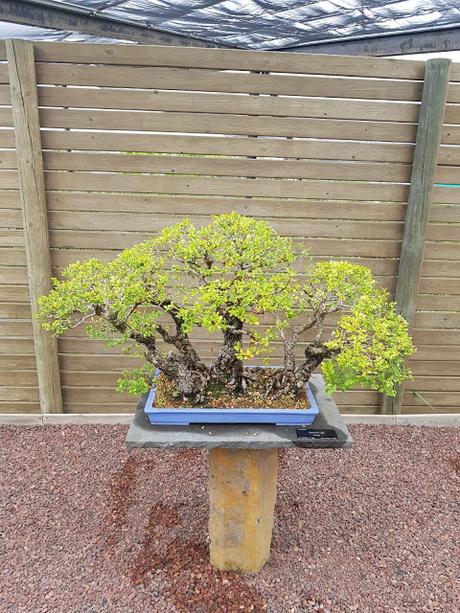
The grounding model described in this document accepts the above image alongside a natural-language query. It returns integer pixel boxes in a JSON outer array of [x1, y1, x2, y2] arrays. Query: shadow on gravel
[[130, 501, 267, 613], [448, 455, 460, 473], [105, 450, 267, 612], [106, 454, 157, 554]]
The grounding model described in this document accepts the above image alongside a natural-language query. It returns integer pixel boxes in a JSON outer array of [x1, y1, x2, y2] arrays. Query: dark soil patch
[[448, 454, 460, 474], [156, 369, 308, 410]]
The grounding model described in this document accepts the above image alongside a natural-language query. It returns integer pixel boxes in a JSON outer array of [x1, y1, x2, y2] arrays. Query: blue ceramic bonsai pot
[[144, 377, 319, 426]]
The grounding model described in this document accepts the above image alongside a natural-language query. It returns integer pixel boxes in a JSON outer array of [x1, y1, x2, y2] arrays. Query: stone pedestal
[[208, 448, 278, 572], [126, 374, 352, 573]]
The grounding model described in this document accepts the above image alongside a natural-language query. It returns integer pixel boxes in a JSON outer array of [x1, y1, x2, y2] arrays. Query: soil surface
[[0, 424, 458, 613], [156, 370, 308, 409]]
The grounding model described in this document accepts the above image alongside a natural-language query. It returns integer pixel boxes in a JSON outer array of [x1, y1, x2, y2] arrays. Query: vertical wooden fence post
[[7, 39, 63, 414], [381, 58, 452, 415]]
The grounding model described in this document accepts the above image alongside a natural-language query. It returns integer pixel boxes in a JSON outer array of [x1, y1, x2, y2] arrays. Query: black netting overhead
[[1, 1, 460, 49], [0, 21, 131, 43]]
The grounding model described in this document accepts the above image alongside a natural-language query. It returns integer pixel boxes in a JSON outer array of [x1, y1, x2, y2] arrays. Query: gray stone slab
[[125, 374, 352, 450]]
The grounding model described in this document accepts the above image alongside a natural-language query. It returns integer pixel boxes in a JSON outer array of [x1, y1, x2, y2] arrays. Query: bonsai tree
[[37, 213, 414, 404]]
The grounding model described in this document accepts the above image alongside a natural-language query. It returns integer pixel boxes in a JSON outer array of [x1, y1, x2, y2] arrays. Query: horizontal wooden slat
[[0, 208, 22, 228], [0, 402, 40, 414], [437, 146, 460, 166], [0, 247, 25, 265], [426, 223, 460, 241], [59, 354, 143, 371], [0, 130, 15, 147], [37, 107, 420, 144], [412, 329, 460, 345], [0, 321, 33, 337], [46, 230, 401, 257], [0, 170, 17, 189], [20, 104, 456, 147], [63, 403, 134, 414], [0, 267, 28, 284], [45, 172, 409, 201], [424, 242, 460, 260], [418, 279, 460, 295], [442, 124, 460, 144], [62, 386, 131, 403], [0, 339, 35, 354], [0, 151, 17, 170], [414, 312, 460, 329], [60, 319, 367, 341], [37, 85, 423, 123], [56, 302, 455, 345], [0, 63, 8, 84], [402, 391, 460, 407], [444, 104, 460, 124], [0, 387, 39, 402], [38, 130, 417, 163], [0, 355, 36, 370], [32, 43, 427, 80], [0, 284, 29, 302], [0, 146, 460, 189], [406, 376, 460, 392], [0, 83, 9, 105], [446, 85, 460, 104], [58, 339, 135, 355], [58, 350, 458, 372], [61, 371, 118, 387], [400, 406, 460, 414], [40, 151, 413, 184], [417, 295, 460, 310], [430, 204, 460, 223], [22, 90, 460, 129], [0, 192, 20, 210], [421, 260, 460, 278], [57, 370, 460, 393], [35, 64, 424, 102], [45, 192, 407, 221], [340, 407, 381, 414], [47, 248, 398, 277], [4, 229, 402, 257], [53, 329, 459, 358], [448, 64, 460, 81], [433, 187, 460, 205], [0, 302, 30, 318], [44, 211, 404, 240], [411, 346, 460, 360], [0, 371, 37, 386], [408, 361, 460, 376], [0, 285, 29, 302]]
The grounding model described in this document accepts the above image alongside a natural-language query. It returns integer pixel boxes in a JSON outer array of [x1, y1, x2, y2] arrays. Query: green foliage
[[152, 213, 301, 336], [116, 364, 157, 395], [322, 285, 414, 397], [37, 213, 415, 399], [304, 260, 376, 310]]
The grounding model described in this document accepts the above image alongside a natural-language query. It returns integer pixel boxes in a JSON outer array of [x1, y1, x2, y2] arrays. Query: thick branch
[[156, 302, 208, 374], [212, 315, 244, 391]]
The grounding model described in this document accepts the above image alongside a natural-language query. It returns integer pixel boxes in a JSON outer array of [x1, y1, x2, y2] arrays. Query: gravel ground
[[0, 424, 458, 613]]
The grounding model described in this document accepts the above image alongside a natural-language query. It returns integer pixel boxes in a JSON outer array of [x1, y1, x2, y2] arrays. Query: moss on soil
[[155, 369, 309, 410]]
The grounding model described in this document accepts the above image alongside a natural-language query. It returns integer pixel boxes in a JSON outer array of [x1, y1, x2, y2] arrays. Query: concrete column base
[[208, 447, 278, 572]]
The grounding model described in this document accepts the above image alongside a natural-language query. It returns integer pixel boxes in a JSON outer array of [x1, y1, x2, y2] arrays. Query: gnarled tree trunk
[[212, 316, 244, 393], [267, 342, 338, 398]]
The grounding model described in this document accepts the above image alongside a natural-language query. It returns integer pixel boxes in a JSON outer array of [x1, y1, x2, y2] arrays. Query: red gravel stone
[[0, 424, 458, 612]]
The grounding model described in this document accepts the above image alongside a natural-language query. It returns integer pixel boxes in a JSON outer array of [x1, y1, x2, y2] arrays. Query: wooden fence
[[0, 40, 459, 415]]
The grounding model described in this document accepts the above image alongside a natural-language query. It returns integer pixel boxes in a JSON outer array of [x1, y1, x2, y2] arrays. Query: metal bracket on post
[[381, 58, 452, 415], [7, 39, 63, 414]]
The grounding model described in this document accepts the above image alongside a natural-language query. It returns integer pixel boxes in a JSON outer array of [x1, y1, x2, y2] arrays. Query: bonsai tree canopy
[[38, 213, 414, 403]]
